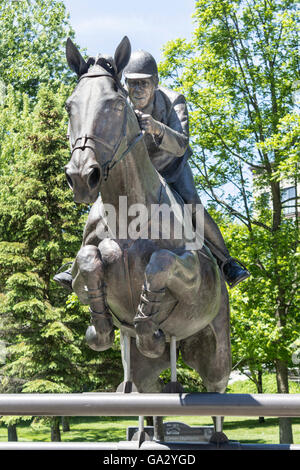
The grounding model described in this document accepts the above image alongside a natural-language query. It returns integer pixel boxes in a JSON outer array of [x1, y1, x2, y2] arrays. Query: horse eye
[[65, 102, 71, 113]]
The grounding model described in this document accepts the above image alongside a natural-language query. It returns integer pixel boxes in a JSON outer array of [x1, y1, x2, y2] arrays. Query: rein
[[69, 72, 144, 181]]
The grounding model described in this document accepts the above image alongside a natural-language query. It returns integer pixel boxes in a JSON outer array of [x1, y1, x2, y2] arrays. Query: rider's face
[[126, 78, 156, 111]]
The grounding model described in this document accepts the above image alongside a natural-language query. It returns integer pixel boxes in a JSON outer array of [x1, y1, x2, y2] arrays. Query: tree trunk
[[275, 359, 293, 444], [153, 416, 164, 441], [62, 416, 70, 432], [7, 424, 18, 441], [249, 367, 265, 423], [51, 417, 61, 442], [257, 370, 265, 424], [145, 416, 153, 426]]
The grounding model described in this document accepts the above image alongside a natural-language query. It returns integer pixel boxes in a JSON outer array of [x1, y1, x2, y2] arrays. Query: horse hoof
[[209, 431, 229, 445], [85, 311, 115, 351], [116, 381, 138, 393], [134, 317, 166, 358], [85, 325, 115, 351], [162, 381, 185, 393]]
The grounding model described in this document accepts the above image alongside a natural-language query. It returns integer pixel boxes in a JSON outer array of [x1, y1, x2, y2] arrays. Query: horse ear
[[114, 36, 131, 75], [66, 38, 88, 76]]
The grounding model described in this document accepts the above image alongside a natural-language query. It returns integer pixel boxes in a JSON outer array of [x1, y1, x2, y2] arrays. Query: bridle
[[68, 70, 144, 181]]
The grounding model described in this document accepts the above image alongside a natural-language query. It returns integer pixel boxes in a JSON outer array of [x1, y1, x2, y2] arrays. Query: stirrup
[[55, 261, 73, 275], [220, 257, 250, 288], [220, 257, 248, 275], [53, 262, 73, 291]]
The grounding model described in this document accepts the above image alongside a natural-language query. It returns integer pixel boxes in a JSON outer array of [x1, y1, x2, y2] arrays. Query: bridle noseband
[[68, 71, 144, 181]]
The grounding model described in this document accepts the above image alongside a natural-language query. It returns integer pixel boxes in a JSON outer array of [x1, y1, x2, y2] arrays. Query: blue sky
[[63, 0, 196, 62]]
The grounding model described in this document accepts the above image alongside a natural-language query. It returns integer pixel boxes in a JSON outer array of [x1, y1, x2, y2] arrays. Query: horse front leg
[[75, 245, 114, 351], [134, 249, 174, 359], [180, 281, 231, 444], [134, 249, 197, 359]]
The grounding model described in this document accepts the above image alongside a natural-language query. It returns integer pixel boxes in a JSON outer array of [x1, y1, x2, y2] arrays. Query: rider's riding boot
[[221, 258, 250, 288], [53, 263, 73, 291], [189, 205, 250, 289], [134, 285, 166, 359]]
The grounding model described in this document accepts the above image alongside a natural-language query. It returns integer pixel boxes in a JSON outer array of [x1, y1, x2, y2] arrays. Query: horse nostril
[[88, 167, 100, 190], [65, 171, 74, 189]]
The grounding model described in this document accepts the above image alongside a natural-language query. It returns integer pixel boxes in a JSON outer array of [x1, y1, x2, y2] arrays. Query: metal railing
[[0, 392, 299, 450]]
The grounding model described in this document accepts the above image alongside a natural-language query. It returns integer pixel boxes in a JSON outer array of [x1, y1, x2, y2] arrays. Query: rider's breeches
[[170, 163, 230, 261]]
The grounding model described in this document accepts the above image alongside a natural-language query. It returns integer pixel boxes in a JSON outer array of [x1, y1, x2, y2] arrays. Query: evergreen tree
[[0, 84, 124, 440], [0, 84, 87, 440]]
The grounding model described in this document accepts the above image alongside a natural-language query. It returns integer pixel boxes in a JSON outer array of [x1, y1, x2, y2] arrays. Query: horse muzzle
[[65, 163, 101, 204]]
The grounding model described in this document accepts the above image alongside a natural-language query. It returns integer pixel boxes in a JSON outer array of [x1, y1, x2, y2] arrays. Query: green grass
[[227, 374, 300, 395], [0, 415, 299, 445], [0, 374, 299, 444]]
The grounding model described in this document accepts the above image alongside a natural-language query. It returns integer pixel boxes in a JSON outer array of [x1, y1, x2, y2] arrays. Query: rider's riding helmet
[[123, 50, 158, 84]]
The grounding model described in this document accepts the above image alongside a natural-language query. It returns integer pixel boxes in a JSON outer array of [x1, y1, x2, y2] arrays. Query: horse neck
[[100, 109, 162, 209]]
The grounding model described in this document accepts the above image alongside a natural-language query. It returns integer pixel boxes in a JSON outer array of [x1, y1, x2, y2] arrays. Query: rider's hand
[[135, 110, 163, 136]]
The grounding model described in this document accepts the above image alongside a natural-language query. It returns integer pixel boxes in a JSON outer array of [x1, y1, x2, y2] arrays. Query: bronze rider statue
[[54, 50, 249, 290]]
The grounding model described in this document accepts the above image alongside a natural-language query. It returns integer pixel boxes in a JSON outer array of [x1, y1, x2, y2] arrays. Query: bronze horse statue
[[63, 37, 231, 439]]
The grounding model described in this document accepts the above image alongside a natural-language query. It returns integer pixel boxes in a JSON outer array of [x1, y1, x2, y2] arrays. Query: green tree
[[0, 84, 88, 441], [65, 293, 124, 394], [0, 0, 75, 98], [0, 2, 125, 440], [160, 0, 299, 444]]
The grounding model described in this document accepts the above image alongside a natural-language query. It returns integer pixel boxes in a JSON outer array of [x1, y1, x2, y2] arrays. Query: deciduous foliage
[[159, 0, 299, 443], [0, 0, 75, 98]]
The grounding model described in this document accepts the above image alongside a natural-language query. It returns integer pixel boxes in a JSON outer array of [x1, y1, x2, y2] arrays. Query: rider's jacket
[[141, 86, 192, 184]]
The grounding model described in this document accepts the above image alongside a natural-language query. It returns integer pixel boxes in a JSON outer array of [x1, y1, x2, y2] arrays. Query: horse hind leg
[[180, 283, 231, 443], [129, 336, 171, 442], [75, 245, 114, 351], [135, 248, 198, 359]]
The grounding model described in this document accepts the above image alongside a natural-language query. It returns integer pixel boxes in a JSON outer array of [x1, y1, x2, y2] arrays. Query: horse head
[[64, 37, 134, 204]]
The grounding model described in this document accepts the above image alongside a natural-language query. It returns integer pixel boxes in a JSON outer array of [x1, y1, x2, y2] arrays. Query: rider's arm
[[154, 95, 189, 157]]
